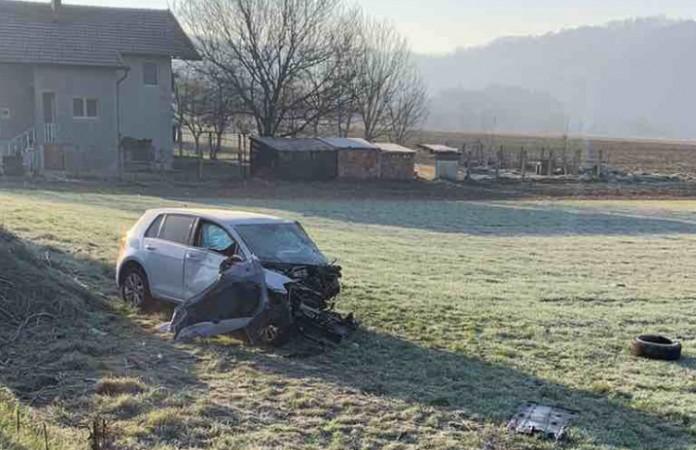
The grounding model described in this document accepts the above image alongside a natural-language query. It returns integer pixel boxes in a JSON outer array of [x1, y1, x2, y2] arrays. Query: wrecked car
[[116, 208, 357, 345]]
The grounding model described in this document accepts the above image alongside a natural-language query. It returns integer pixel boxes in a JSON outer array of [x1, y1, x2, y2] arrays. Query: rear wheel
[[120, 265, 152, 310]]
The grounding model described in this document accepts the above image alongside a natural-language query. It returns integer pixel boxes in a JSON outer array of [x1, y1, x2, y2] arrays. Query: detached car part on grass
[[167, 256, 357, 346], [508, 403, 576, 442]]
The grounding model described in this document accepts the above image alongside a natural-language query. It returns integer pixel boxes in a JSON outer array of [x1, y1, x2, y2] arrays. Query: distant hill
[[419, 18, 696, 139]]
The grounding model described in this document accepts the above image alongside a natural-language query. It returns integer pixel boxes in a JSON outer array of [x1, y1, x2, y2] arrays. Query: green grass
[[1, 186, 696, 449]]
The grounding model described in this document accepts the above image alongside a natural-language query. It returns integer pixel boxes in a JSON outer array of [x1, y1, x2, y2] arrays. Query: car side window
[[195, 221, 237, 254], [159, 215, 195, 245], [144, 214, 164, 238]]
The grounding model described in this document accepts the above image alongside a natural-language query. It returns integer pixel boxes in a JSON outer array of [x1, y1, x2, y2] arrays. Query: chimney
[[51, 0, 61, 12]]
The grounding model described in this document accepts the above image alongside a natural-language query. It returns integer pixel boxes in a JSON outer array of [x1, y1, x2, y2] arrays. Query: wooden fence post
[[548, 149, 555, 176], [520, 147, 527, 181]]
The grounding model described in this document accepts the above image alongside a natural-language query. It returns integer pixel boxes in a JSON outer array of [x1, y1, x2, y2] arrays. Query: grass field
[[1, 184, 696, 449]]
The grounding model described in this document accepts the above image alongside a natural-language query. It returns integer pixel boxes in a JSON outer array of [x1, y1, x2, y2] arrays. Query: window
[[143, 62, 158, 86], [72, 98, 84, 118], [145, 215, 164, 238], [0, 108, 10, 120], [73, 98, 98, 118], [195, 221, 237, 254], [159, 215, 195, 245]]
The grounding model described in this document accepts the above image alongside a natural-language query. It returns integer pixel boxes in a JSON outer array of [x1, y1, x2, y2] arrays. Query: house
[[319, 138, 381, 179], [250, 137, 337, 180], [374, 143, 416, 180], [0, 0, 199, 175]]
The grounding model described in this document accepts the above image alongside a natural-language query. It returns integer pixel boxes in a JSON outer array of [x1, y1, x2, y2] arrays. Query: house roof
[[251, 137, 335, 152], [374, 143, 417, 154], [319, 138, 379, 150], [0, 0, 200, 68], [418, 144, 461, 154]]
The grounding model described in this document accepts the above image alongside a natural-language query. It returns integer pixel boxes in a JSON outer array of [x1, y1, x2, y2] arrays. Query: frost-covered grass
[[1, 187, 696, 449]]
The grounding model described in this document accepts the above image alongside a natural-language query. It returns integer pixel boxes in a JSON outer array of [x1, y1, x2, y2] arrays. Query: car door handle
[[145, 244, 157, 251], [186, 252, 201, 260]]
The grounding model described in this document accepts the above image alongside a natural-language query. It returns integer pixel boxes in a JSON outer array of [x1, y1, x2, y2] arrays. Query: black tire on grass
[[630, 335, 682, 361]]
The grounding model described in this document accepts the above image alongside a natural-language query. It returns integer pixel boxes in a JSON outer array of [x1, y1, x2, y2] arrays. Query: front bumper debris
[[167, 258, 357, 346]]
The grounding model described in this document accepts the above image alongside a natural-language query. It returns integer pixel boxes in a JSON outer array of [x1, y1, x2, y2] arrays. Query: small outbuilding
[[250, 137, 337, 180], [418, 144, 461, 181], [321, 138, 381, 180], [374, 143, 416, 180]]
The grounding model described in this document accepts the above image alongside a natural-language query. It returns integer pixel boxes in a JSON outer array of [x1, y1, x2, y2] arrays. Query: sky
[[30, 0, 696, 53]]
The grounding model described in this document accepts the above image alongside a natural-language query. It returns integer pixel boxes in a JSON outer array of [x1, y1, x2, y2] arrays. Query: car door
[[143, 214, 195, 301], [184, 220, 243, 299]]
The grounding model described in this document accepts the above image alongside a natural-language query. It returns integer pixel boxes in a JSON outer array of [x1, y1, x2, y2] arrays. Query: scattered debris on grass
[[507, 403, 575, 442]]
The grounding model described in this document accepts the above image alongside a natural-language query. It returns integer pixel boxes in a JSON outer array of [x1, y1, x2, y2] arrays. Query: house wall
[[33, 64, 119, 174], [0, 63, 35, 141], [119, 55, 174, 167], [337, 148, 380, 179]]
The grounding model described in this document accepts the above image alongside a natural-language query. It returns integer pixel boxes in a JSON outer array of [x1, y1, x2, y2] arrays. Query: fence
[[456, 140, 610, 179]]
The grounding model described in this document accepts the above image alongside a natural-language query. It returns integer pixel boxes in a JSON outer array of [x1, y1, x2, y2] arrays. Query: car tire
[[630, 335, 682, 361], [120, 264, 153, 310]]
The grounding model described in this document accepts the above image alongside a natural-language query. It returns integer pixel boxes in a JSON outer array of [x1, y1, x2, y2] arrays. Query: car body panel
[[117, 208, 298, 303]]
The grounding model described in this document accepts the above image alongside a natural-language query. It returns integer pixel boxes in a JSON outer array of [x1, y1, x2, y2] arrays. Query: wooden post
[[520, 147, 527, 181], [495, 145, 503, 179], [43, 423, 48, 450], [548, 149, 555, 176], [597, 149, 604, 178]]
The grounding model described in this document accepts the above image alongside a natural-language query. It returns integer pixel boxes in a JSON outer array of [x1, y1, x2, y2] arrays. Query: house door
[[42, 92, 55, 124], [41, 92, 63, 169], [41, 92, 57, 144]]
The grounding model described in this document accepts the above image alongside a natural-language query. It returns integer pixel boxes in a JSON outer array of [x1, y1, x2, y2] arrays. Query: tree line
[[173, 0, 428, 160]]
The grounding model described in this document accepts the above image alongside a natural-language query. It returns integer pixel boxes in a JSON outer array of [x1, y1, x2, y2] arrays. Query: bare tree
[[386, 68, 428, 144], [177, 0, 353, 137], [203, 68, 241, 159], [352, 18, 412, 141], [174, 65, 208, 178]]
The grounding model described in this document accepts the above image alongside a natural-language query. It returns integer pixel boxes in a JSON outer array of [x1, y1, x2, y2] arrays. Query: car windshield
[[235, 222, 328, 265]]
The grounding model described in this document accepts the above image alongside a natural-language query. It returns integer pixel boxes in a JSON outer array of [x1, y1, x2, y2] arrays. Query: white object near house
[[418, 144, 461, 181], [0, 0, 200, 174]]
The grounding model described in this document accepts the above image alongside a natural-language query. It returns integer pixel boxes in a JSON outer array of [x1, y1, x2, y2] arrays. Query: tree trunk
[[195, 135, 203, 180]]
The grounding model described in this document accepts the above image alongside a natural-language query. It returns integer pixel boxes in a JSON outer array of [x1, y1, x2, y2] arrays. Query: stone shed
[[321, 138, 381, 180], [374, 143, 416, 180]]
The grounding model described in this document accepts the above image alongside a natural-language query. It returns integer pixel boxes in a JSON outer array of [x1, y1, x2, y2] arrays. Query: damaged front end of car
[[169, 257, 357, 346]]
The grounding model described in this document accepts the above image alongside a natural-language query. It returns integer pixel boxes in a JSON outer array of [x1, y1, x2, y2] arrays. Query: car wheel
[[121, 265, 152, 309]]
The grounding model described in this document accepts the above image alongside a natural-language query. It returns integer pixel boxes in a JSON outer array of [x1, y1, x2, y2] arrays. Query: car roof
[[145, 208, 293, 226]]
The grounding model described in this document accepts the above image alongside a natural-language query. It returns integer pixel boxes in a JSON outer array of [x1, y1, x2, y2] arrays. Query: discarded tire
[[630, 335, 681, 361]]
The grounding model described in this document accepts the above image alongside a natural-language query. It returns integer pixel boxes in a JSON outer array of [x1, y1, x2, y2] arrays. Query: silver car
[[116, 208, 356, 344]]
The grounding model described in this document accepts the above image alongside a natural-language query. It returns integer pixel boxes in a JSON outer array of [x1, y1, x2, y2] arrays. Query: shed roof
[[374, 143, 417, 154], [251, 137, 335, 152], [320, 138, 379, 150], [418, 144, 461, 154], [0, 0, 200, 68]]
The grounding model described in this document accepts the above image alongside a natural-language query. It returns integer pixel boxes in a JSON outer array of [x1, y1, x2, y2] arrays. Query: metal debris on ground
[[507, 402, 575, 441]]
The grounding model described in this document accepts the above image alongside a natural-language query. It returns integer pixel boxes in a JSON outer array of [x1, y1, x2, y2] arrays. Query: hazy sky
[[30, 0, 696, 53]]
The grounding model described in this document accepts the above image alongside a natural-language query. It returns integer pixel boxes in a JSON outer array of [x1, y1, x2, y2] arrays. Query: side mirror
[[219, 254, 244, 273]]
